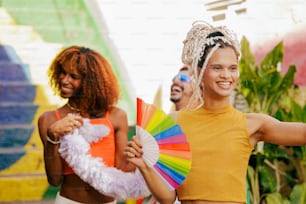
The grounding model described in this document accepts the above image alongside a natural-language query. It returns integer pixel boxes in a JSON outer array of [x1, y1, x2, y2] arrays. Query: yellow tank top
[[176, 105, 252, 202]]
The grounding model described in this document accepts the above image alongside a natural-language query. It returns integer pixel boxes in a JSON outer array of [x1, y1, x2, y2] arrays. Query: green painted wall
[[0, 0, 136, 202], [1, 0, 136, 124]]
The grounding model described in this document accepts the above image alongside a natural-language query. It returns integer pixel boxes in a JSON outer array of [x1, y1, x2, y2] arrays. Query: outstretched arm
[[125, 136, 177, 204], [247, 113, 306, 146]]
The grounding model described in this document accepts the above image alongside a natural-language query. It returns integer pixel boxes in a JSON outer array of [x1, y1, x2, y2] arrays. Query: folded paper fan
[[136, 98, 192, 190]]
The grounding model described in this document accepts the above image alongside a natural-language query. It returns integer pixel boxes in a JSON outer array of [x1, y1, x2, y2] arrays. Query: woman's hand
[[124, 136, 147, 169], [124, 136, 177, 204], [47, 114, 83, 140]]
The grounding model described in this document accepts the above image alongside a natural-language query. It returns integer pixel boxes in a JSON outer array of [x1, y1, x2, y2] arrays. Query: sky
[[94, 0, 306, 111]]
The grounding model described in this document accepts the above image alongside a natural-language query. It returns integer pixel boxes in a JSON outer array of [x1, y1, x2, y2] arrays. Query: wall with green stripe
[[0, 0, 136, 202]]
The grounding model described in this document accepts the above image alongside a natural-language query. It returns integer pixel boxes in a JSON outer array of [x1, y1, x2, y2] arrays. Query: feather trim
[[58, 119, 151, 201]]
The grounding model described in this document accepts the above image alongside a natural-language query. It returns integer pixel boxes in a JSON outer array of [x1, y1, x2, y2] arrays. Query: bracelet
[[46, 135, 61, 144]]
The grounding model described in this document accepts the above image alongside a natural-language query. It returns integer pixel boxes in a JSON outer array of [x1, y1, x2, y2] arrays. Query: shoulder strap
[[54, 110, 61, 120], [105, 111, 109, 118]]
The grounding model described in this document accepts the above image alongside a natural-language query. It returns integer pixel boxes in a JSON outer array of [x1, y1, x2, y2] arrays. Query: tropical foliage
[[238, 37, 306, 204]]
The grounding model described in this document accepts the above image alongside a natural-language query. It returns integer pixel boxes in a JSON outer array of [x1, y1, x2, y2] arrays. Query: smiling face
[[202, 47, 239, 101], [170, 68, 193, 110], [58, 60, 82, 98]]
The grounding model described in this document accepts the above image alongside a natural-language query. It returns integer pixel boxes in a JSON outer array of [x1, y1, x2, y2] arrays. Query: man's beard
[[170, 85, 184, 104], [170, 97, 181, 103]]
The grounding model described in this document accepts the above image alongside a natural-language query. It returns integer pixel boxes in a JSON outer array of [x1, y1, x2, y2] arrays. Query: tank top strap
[[54, 110, 61, 120], [105, 111, 109, 118]]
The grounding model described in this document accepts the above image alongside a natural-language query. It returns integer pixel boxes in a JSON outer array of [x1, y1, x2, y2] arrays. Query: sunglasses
[[173, 73, 191, 82]]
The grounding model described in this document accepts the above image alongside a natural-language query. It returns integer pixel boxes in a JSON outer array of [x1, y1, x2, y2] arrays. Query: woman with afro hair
[[38, 45, 135, 203]]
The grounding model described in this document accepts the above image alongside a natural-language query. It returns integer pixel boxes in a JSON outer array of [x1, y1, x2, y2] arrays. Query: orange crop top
[[54, 110, 115, 175], [176, 105, 252, 202]]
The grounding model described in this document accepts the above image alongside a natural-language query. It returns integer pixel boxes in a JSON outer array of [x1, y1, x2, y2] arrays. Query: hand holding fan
[[136, 98, 192, 190]]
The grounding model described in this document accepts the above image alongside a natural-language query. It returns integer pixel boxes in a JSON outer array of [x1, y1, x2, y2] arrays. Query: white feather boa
[[58, 119, 151, 201]]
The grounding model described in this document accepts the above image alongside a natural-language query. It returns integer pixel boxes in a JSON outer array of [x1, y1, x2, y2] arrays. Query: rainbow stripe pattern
[[136, 98, 192, 189]]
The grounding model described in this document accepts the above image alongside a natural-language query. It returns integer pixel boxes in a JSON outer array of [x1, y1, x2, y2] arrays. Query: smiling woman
[[37, 45, 136, 204], [124, 21, 306, 204]]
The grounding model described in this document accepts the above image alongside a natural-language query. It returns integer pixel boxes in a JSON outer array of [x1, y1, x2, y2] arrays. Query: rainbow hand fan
[[136, 98, 192, 190]]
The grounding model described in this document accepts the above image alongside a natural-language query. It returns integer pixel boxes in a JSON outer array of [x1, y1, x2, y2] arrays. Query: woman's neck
[[66, 100, 81, 113], [203, 96, 231, 110]]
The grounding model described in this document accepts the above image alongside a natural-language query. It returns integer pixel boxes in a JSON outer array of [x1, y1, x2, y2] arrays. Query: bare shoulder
[[109, 106, 127, 118], [246, 113, 276, 136], [246, 112, 285, 143], [37, 110, 58, 143], [38, 110, 57, 127], [108, 107, 128, 129], [246, 112, 278, 124]]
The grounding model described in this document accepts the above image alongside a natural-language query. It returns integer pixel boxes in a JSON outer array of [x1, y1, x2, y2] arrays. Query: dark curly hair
[[48, 45, 120, 117]]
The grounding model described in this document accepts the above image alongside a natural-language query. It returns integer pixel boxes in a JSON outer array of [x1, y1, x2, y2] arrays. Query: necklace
[[67, 103, 81, 112]]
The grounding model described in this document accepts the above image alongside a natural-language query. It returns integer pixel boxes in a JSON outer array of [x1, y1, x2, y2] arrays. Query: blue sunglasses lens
[[173, 74, 191, 82]]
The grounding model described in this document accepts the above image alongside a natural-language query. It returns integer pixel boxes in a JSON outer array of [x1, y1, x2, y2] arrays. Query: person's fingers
[[128, 140, 143, 155], [127, 151, 136, 158], [124, 146, 135, 158], [73, 119, 82, 128], [65, 115, 83, 128], [126, 141, 143, 158], [132, 136, 143, 148]]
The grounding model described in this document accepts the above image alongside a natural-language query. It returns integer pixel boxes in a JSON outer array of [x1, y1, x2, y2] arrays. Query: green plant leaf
[[289, 182, 306, 204], [261, 41, 284, 70], [240, 36, 256, 64], [265, 192, 290, 204], [264, 143, 290, 160], [259, 166, 276, 193]]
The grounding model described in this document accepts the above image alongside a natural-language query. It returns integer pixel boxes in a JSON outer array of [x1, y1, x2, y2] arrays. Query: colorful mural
[[0, 1, 135, 202], [0, 44, 57, 201]]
